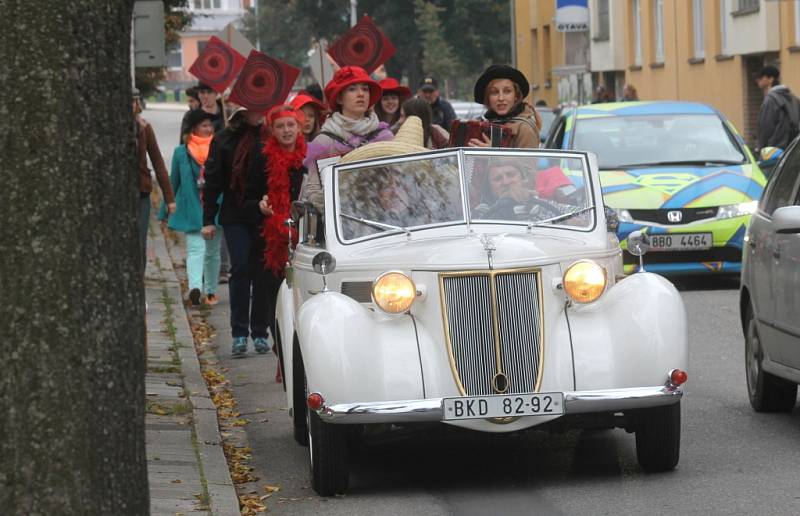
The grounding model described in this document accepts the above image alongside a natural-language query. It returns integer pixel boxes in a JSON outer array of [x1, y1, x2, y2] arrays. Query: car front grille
[[439, 269, 543, 396], [628, 207, 718, 225]]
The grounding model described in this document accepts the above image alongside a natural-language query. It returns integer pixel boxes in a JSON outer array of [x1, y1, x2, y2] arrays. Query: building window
[[795, 0, 800, 44], [632, 0, 642, 65], [720, 0, 728, 54], [595, 0, 610, 41], [693, 0, 705, 59], [733, 0, 759, 15], [653, 0, 664, 63], [167, 45, 182, 70], [194, 0, 222, 9]]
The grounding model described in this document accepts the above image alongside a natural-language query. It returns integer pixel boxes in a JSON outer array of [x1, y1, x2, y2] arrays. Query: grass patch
[[146, 399, 193, 416], [148, 364, 181, 374]]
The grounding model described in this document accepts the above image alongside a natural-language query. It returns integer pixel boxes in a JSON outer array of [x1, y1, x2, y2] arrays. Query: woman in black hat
[[469, 64, 542, 149]]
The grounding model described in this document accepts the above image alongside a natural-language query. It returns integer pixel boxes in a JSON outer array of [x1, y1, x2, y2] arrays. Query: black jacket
[[431, 97, 457, 132], [203, 124, 265, 227], [758, 85, 800, 149], [203, 124, 307, 228]]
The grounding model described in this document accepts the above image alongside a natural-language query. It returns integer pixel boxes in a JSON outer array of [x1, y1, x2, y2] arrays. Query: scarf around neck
[[321, 111, 380, 142], [484, 101, 527, 122], [260, 134, 307, 275], [187, 133, 213, 166]]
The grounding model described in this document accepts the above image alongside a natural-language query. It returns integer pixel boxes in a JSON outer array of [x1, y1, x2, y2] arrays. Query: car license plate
[[648, 233, 712, 251], [442, 392, 564, 421]]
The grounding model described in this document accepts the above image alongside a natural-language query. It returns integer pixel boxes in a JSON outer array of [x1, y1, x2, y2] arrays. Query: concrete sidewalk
[[145, 217, 240, 516]]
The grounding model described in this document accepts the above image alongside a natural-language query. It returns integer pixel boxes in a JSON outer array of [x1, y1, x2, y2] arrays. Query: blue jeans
[[186, 231, 221, 295], [224, 223, 276, 339]]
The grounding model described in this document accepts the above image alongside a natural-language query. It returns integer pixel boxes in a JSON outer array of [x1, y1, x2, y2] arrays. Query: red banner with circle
[[228, 50, 300, 113], [327, 15, 396, 75], [188, 36, 246, 93]]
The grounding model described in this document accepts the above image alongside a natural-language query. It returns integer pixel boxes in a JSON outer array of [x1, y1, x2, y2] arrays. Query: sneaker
[[189, 288, 201, 306], [204, 293, 219, 306], [253, 336, 272, 354], [219, 273, 229, 284], [232, 336, 248, 356]]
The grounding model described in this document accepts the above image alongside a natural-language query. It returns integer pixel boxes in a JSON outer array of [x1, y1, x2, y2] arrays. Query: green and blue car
[[545, 101, 767, 275]]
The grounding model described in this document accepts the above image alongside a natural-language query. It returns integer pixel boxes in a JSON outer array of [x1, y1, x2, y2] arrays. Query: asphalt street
[[147, 108, 800, 516]]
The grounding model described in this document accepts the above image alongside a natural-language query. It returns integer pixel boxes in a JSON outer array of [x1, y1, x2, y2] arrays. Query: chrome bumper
[[316, 385, 683, 424]]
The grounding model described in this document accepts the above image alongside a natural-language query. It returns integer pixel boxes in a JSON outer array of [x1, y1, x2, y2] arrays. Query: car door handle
[[773, 246, 781, 260]]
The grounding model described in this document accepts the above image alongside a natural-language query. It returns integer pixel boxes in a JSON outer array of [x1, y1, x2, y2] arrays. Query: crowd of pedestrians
[[134, 62, 553, 360]]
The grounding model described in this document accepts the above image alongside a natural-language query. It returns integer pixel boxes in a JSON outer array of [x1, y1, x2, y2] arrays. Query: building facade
[[515, 0, 800, 147], [166, 0, 251, 87]]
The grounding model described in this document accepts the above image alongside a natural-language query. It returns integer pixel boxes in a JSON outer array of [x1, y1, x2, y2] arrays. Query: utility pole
[[350, 0, 357, 27], [254, 0, 261, 51]]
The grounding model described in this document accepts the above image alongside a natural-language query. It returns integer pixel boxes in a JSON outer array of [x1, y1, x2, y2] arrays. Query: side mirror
[[626, 230, 650, 272], [627, 230, 650, 256], [759, 146, 783, 166], [773, 205, 800, 234], [312, 252, 336, 293]]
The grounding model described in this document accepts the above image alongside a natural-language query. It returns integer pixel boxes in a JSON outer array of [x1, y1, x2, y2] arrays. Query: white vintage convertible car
[[274, 148, 688, 496]]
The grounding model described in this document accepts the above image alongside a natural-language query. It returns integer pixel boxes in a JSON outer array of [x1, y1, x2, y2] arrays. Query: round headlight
[[563, 260, 607, 304], [372, 272, 417, 314]]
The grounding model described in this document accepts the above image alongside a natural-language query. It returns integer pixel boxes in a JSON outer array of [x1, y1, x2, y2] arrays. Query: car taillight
[[669, 369, 688, 386], [306, 392, 325, 411]]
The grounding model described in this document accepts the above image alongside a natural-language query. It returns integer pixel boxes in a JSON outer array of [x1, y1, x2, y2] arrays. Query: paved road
[[147, 109, 800, 516]]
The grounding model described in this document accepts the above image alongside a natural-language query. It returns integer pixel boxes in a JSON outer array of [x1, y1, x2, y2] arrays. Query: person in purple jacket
[[302, 66, 394, 212]]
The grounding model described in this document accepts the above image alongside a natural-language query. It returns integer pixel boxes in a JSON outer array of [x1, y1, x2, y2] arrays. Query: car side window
[[762, 146, 800, 215]]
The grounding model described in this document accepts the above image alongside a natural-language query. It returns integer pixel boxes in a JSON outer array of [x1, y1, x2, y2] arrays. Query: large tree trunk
[[0, 1, 148, 513]]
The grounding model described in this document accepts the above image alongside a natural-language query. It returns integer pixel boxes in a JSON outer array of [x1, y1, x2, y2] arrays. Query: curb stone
[[150, 227, 241, 516]]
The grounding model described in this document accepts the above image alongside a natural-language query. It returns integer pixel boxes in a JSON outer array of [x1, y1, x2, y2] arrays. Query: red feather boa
[[260, 134, 307, 275]]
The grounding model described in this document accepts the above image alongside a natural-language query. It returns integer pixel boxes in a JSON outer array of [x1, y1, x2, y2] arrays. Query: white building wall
[[589, 0, 625, 71], [726, 0, 780, 55]]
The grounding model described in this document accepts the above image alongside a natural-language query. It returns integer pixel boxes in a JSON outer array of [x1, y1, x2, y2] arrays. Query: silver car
[[741, 139, 800, 411]]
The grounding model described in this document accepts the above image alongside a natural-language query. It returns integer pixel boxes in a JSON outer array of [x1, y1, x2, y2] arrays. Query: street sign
[[133, 1, 166, 67], [556, 0, 589, 32], [214, 23, 255, 59]]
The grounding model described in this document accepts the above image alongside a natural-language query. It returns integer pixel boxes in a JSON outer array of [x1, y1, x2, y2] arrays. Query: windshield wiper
[[613, 159, 745, 168], [528, 205, 595, 228], [340, 212, 411, 237]]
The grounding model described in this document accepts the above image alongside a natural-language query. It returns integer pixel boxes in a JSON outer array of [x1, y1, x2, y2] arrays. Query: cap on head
[[418, 76, 438, 91], [196, 82, 215, 93], [474, 64, 530, 105], [132, 87, 141, 98], [759, 65, 780, 80]]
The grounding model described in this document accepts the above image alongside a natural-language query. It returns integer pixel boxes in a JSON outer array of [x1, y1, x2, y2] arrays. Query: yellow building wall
[[621, 0, 745, 132], [515, 0, 563, 108], [779, 0, 800, 89]]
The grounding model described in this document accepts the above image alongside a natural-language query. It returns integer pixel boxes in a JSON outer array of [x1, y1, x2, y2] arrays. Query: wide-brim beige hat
[[339, 116, 429, 164]]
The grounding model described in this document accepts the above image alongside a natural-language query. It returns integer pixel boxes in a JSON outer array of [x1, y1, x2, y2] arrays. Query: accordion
[[448, 120, 513, 148]]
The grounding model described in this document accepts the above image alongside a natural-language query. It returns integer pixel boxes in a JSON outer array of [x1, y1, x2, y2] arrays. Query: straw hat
[[339, 116, 429, 163]]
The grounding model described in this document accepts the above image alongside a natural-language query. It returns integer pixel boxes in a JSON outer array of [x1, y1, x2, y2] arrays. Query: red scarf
[[260, 134, 307, 275]]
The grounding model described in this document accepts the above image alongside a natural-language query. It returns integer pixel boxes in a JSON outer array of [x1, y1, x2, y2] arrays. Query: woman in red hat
[[374, 77, 411, 132], [302, 65, 394, 212], [290, 92, 326, 141]]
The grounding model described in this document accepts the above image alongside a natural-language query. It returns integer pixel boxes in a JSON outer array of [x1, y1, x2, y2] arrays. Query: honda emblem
[[667, 210, 683, 223]]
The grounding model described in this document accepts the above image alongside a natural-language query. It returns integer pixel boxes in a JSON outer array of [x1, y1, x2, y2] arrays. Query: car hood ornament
[[478, 233, 504, 269]]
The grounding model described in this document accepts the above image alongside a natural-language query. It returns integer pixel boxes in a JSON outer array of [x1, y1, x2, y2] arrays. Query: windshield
[[335, 151, 594, 242], [572, 113, 747, 168], [537, 109, 556, 139], [464, 154, 593, 227], [337, 154, 465, 241]]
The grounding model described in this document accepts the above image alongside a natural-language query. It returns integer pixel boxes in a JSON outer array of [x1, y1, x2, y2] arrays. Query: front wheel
[[306, 375, 349, 496], [634, 401, 681, 472], [745, 306, 797, 412]]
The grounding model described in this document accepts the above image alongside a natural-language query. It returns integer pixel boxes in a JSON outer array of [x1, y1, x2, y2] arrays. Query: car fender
[[567, 272, 688, 390], [275, 280, 295, 412], [296, 292, 425, 405]]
